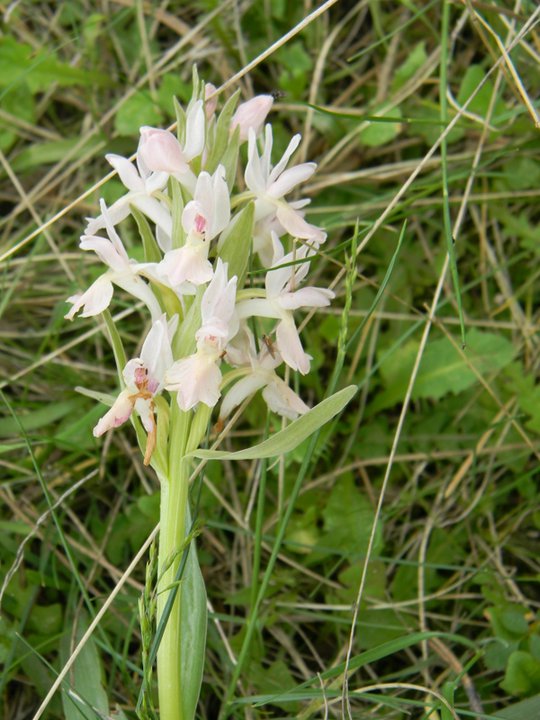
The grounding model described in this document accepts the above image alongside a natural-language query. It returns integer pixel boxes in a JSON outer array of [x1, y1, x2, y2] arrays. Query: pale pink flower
[[236, 244, 334, 374], [245, 125, 326, 244], [156, 166, 231, 291], [93, 314, 177, 464], [66, 200, 162, 321], [231, 95, 273, 142], [221, 325, 309, 421], [165, 260, 238, 410]]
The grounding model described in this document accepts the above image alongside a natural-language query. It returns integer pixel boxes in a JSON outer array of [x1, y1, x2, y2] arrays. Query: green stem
[[157, 461, 189, 720]]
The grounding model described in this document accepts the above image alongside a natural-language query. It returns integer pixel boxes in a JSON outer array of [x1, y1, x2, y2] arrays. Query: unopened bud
[[138, 127, 187, 174], [204, 83, 218, 120], [231, 95, 273, 142]]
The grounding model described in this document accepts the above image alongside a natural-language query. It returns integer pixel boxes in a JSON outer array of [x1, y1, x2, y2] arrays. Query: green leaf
[[189, 385, 357, 460], [115, 91, 162, 136], [391, 42, 427, 90], [218, 202, 254, 288], [179, 507, 207, 720], [130, 204, 162, 263], [495, 694, 540, 719], [457, 65, 506, 120], [0, 400, 79, 437], [0, 37, 109, 92], [375, 329, 515, 410], [502, 651, 540, 698], [359, 106, 402, 147], [204, 90, 240, 175], [60, 610, 109, 720], [10, 137, 104, 172]]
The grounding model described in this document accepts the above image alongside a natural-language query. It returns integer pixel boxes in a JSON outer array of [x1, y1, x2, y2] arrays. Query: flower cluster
[[66, 74, 333, 463]]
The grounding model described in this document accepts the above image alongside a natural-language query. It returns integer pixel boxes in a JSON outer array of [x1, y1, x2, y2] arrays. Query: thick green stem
[[157, 462, 189, 720]]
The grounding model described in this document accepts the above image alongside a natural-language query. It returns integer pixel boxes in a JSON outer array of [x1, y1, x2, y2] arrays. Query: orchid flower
[[231, 95, 274, 142], [94, 314, 178, 464], [156, 166, 230, 290], [66, 200, 162, 321], [245, 124, 326, 244], [165, 259, 238, 410], [221, 325, 309, 421], [236, 242, 334, 374], [138, 99, 205, 191]]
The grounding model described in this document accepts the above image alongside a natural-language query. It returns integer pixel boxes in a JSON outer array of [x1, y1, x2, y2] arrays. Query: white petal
[[80, 236, 126, 273], [263, 378, 309, 420], [93, 389, 134, 436], [279, 286, 335, 310], [133, 196, 173, 237], [184, 100, 205, 161], [276, 205, 326, 242], [166, 353, 222, 410], [276, 318, 311, 374], [106, 154, 144, 192], [268, 133, 301, 184], [140, 313, 177, 387], [158, 246, 213, 288], [114, 274, 163, 321], [219, 373, 267, 420], [138, 127, 187, 175], [267, 163, 316, 199], [65, 275, 114, 320]]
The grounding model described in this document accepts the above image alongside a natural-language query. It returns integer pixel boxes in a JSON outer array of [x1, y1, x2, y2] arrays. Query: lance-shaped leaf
[[188, 385, 357, 460]]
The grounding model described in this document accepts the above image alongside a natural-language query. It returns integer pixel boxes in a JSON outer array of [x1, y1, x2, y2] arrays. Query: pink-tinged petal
[[166, 353, 222, 410], [138, 127, 188, 175], [182, 200, 206, 235], [276, 318, 311, 375], [65, 275, 114, 320], [106, 154, 144, 192], [204, 83, 218, 119], [123, 358, 144, 390], [231, 95, 274, 142], [263, 378, 309, 420], [276, 204, 326, 242], [279, 286, 335, 310], [184, 100, 205, 161], [79, 236, 125, 273], [158, 246, 213, 288], [93, 390, 134, 436], [267, 163, 316, 199], [268, 133, 301, 184], [219, 373, 267, 420]]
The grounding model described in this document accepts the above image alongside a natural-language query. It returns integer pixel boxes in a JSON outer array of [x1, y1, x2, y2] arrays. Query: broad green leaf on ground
[[0, 37, 109, 91], [359, 105, 403, 147], [501, 651, 540, 698], [188, 385, 357, 460], [0, 400, 80, 436], [374, 329, 515, 410], [60, 610, 109, 720], [391, 42, 427, 91], [10, 136, 104, 172], [114, 90, 163, 136], [456, 65, 506, 122], [495, 694, 540, 719]]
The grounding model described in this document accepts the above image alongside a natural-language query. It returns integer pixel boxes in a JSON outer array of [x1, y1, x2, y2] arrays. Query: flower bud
[[231, 95, 273, 142], [204, 83, 218, 120], [138, 127, 187, 174]]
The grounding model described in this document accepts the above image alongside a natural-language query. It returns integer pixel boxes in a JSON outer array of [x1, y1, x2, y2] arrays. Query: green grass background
[[1, 1, 539, 718]]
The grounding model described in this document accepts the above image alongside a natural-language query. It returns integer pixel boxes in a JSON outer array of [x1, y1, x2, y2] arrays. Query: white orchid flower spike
[[93, 314, 178, 465], [65, 200, 162, 322], [165, 259, 238, 410], [245, 124, 326, 245]]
